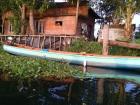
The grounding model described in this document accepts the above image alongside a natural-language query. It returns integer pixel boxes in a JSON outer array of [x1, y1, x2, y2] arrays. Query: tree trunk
[[2, 15, 5, 34], [21, 4, 26, 35], [124, 7, 133, 39], [124, 18, 132, 39], [29, 9, 35, 35], [74, 0, 80, 35]]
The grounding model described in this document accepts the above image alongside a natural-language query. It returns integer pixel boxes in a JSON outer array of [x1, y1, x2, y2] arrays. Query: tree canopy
[[92, 0, 140, 39]]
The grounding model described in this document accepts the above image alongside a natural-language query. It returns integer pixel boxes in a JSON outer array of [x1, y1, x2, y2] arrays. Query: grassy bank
[[0, 44, 82, 81], [66, 38, 140, 56]]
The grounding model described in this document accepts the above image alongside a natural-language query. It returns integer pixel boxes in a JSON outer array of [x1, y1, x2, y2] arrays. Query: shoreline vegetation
[[0, 38, 140, 82], [0, 44, 83, 82], [66, 38, 140, 56]]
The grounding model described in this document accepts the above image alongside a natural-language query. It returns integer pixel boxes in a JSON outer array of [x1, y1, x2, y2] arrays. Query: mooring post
[[102, 24, 109, 55], [83, 60, 87, 73]]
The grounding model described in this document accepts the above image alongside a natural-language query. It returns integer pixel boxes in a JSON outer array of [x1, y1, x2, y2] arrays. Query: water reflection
[[0, 78, 140, 105]]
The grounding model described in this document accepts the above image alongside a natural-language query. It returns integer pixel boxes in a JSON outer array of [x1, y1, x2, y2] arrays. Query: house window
[[35, 20, 44, 33], [55, 21, 63, 26]]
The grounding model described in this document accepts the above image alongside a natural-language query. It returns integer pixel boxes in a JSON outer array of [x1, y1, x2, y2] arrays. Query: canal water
[[0, 68, 140, 105]]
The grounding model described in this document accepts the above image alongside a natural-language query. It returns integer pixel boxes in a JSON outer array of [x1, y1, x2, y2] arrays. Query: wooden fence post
[[102, 24, 109, 55]]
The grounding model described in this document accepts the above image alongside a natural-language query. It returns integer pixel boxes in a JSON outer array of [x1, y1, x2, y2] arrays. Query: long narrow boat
[[3, 44, 140, 70]]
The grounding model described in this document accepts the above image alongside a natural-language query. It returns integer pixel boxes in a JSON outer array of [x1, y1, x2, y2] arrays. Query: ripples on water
[[0, 78, 140, 105]]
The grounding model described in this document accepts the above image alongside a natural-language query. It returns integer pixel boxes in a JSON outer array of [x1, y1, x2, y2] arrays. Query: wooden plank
[[0, 34, 79, 38], [99, 40, 140, 50], [109, 40, 140, 49]]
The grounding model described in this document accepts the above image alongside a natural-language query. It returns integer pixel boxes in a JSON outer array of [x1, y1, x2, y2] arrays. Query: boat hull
[[3, 44, 140, 70]]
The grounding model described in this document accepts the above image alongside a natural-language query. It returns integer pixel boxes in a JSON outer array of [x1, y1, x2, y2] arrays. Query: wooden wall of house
[[40, 16, 76, 35]]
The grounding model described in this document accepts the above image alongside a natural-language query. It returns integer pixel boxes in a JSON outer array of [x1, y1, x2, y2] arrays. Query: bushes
[[67, 38, 102, 54], [109, 46, 140, 56], [67, 38, 140, 56]]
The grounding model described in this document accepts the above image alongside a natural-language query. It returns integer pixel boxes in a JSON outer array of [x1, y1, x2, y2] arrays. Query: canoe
[[3, 44, 140, 70]]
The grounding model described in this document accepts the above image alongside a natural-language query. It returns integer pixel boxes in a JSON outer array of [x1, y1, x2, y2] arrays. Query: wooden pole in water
[[83, 60, 87, 73], [102, 24, 109, 55]]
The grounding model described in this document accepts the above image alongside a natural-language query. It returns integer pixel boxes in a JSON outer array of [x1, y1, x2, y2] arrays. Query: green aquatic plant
[[0, 45, 83, 81]]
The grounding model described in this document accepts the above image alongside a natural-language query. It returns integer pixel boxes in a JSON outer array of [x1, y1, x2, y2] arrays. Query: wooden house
[[3, 2, 100, 40]]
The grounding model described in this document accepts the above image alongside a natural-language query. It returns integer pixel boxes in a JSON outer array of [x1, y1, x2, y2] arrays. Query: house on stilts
[[1, 1, 100, 49]]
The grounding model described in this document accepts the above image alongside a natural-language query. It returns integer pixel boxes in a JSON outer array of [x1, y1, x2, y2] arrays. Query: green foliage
[[109, 46, 140, 56], [135, 32, 140, 39], [0, 45, 83, 81], [67, 38, 102, 54], [67, 38, 140, 56], [135, 39, 140, 44], [99, 0, 140, 20], [9, 16, 21, 34]]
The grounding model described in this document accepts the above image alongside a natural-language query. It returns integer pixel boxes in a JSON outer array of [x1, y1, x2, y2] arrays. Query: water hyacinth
[[0, 44, 83, 81]]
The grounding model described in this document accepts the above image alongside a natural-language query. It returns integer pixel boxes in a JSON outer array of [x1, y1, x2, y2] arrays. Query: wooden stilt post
[[54, 36, 55, 49], [25, 36, 27, 45], [49, 36, 51, 49], [38, 35, 41, 48], [5, 35, 6, 41], [0, 36, 1, 43], [31, 36, 34, 47], [41, 35, 45, 49], [59, 36, 62, 50], [18, 36, 21, 44], [102, 24, 109, 55]]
